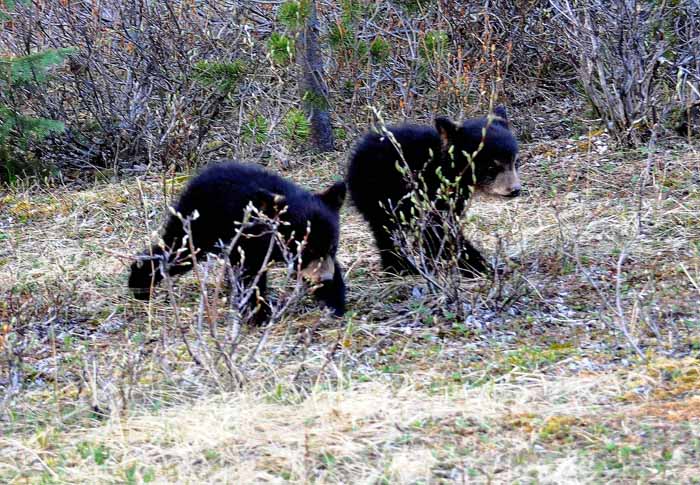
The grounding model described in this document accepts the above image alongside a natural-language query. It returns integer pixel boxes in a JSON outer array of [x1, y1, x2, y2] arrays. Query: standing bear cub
[[347, 106, 520, 275], [129, 162, 346, 319]]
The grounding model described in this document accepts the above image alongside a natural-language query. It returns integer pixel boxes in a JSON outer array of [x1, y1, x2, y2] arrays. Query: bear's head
[[435, 106, 521, 198], [255, 181, 346, 284]]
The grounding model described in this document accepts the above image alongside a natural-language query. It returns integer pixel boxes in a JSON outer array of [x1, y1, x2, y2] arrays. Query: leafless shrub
[[1, 1, 265, 172], [316, 0, 574, 140], [550, 0, 700, 145], [0, 293, 36, 411], [670, 3, 700, 138], [3, 0, 693, 177], [439, 1, 573, 98]]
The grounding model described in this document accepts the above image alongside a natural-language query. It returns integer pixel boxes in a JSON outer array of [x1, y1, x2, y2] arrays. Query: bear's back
[[177, 162, 295, 213], [171, 162, 335, 246], [350, 124, 441, 172], [347, 124, 443, 213]]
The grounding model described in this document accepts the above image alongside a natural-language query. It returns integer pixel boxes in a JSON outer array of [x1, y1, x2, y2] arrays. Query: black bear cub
[[346, 106, 520, 275], [129, 162, 346, 318]]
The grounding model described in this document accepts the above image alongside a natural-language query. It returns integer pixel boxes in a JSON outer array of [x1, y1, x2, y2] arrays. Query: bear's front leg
[[311, 259, 346, 317], [129, 244, 194, 300], [240, 267, 271, 325]]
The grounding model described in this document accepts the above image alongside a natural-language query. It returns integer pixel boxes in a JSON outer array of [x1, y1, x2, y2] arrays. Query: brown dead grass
[[632, 396, 700, 422]]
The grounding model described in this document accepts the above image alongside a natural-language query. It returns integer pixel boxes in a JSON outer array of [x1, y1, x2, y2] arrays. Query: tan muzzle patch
[[485, 167, 521, 197], [300, 256, 335, 284]]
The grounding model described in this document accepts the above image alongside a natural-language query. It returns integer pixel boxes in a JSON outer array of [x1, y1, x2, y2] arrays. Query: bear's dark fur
[[346, 106, 520, 275], [129, 162, 346, 318]]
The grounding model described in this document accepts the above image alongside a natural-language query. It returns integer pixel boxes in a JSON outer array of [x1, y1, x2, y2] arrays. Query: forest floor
[[1, 132, 699, 484]]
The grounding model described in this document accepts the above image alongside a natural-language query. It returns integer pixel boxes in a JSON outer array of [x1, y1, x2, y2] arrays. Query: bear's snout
[[486, 167, 521, 197]]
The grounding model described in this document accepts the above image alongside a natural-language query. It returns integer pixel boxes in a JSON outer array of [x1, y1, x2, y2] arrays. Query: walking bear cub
[[346, 106, 520, 275], [129, 162, 346, 319]]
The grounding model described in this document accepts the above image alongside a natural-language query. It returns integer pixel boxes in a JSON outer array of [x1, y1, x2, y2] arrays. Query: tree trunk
[[296, 0, 334, 152]]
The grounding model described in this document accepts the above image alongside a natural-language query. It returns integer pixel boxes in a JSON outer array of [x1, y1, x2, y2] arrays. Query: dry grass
[[1, 374, 621, 483], [1, 132, 699, 483]]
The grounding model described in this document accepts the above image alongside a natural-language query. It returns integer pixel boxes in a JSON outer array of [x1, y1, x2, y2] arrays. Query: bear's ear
[[435, 116, 458, 150], [492, 105, 509, 128], [253, 189, 287, 216], [317, 181, 346, 212]]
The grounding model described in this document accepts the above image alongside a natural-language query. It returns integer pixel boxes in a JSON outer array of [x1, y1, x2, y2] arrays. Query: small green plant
[[393, 0, 425, 14], [267, 32, 295, 65], [328, 22, 353, 51], [242, 114, 269, 145], [505, 345, 575, 371], [278, 470, 293, 480], [142, 467, 156, 483], [203, 449, 221, 462], [420, 30, 449, 59], [0, 107, 65, 148], [319, 451, 337, 468], [192, 60, 246, 94], [76, 441, 110, 465], [124, 464, 155, 484], [370, 36, 391, 63], [327, 1, 374, 65], [328, 24, 369, 63], [282, 108, 311, 142], [93, 443, 110, 465], [76, 441, 91, 460], [302, 89, 329, 110], [278, 0, 310, 30], [339, 0, 364, 24], [333, 126, 347, 141]]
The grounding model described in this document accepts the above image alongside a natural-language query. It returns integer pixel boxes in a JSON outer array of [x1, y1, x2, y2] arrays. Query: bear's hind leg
[[416, 217, 489, 278]]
